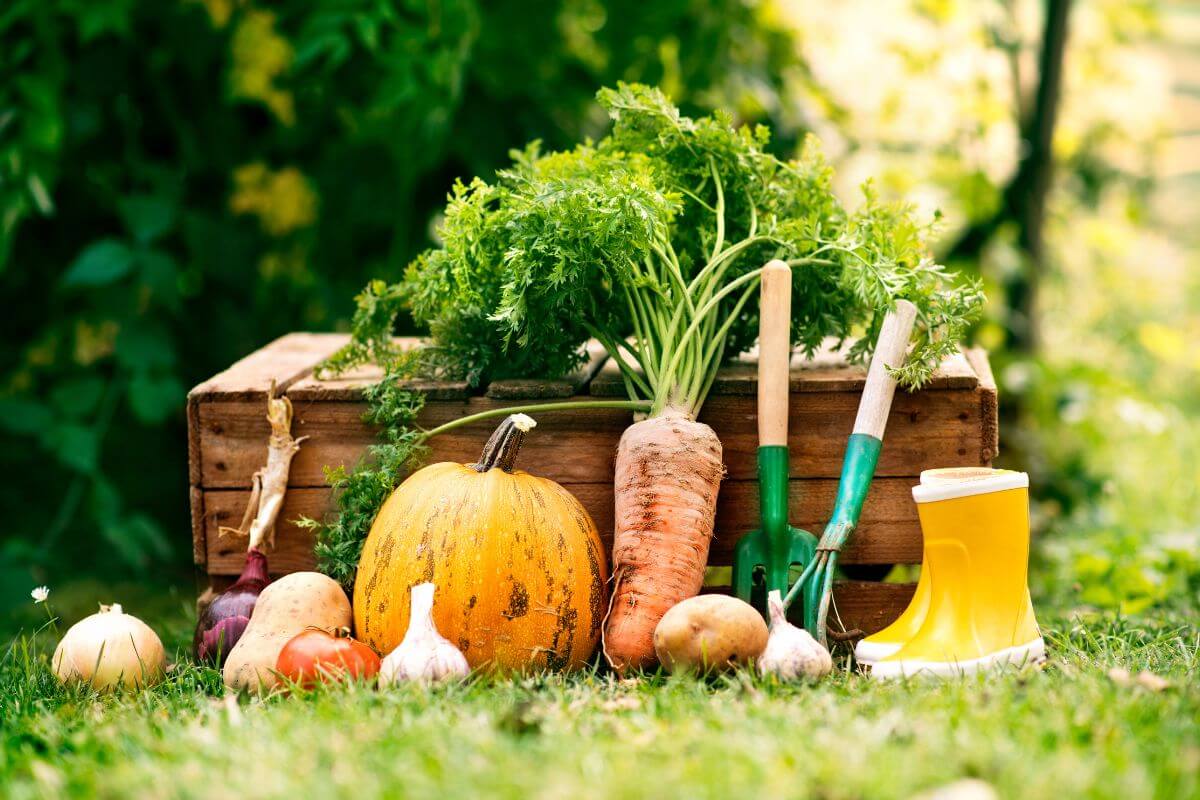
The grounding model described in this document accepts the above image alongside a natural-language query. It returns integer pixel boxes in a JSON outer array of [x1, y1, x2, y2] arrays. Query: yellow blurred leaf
[[230, 163, 318, 236], [73, 320, 119, 366], [229, 9, 295, 125], [1137, 321, 1186, 366]]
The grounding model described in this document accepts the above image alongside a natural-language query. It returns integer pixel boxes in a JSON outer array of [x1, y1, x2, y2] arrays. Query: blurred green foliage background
[[1, 0, 1196, 622]]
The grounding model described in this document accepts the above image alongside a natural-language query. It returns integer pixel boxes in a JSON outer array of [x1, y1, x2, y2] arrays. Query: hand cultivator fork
[[732, 260, 818, 612], [782, 299, 918, 645]]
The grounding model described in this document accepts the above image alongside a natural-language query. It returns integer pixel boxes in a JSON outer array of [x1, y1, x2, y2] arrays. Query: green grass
[[1, 608, 1197, 800]]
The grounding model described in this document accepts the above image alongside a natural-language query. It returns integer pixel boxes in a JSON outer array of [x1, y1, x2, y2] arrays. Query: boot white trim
[[920, 467, 1000, 485], [912, 470, 1028, 504], [867, 637, 1046, 680], [854, 639, 902, 663]]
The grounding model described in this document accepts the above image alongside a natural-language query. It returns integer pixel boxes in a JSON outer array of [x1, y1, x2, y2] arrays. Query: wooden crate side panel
[[190, 486, 206, 567], [186, 332, 361, 565], [196, 573, 915, 638], [197, 388, 989, 489], [201, 476, 923, 575], [188, 334, 430, 488], [189, 334, 341, 486], [187, 331, 355, 494], [964, 347, 999, 464], [828, 581, 917, 636]]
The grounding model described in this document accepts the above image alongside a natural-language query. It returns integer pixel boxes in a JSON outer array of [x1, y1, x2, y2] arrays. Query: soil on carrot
[[1, 607, 1196, 800]]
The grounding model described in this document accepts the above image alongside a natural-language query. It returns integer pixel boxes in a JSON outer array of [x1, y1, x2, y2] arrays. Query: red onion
[[194, 548, 270, 665]]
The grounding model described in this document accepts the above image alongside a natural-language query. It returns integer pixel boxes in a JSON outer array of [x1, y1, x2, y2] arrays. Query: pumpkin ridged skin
[[354, 461, 608, 672]]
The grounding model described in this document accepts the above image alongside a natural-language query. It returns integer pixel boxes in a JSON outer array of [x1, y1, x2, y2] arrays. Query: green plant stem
[[654, 265, 765, 415], [692, 336, 728, 416], [624, 283, 659, 387], [653, 242, 695, 317], [577, 144, 901, 422], [683, 275, 761, 414], [585, 324, 652, 399], [687, 233, 767, 296], [708, 158, 726, 263], [420, 399, 653, 440]]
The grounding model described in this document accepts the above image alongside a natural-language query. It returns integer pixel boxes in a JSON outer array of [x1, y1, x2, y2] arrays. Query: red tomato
[[276, 627, 380, 688]]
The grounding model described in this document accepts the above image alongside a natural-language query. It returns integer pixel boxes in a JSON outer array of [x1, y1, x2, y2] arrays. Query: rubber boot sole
[[854, 639, 902, 664], [868, 637, 1047, 679]]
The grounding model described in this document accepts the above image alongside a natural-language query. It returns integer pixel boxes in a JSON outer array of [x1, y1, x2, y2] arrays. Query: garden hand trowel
[[732, 260, 817, 612], [783, 298, 918, 644]]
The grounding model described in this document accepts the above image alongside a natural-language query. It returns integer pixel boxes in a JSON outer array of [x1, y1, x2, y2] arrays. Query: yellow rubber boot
[[870, 470, 1044, 679], [855, 468, 996, 663]]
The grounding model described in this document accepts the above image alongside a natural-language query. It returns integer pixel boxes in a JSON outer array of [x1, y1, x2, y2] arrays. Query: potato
[[653, 595, 768, 673], [223, 571, 351, 691]]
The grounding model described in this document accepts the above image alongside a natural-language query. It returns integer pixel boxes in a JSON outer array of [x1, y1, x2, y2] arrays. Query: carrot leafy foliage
[[310, 83, 983, 585]]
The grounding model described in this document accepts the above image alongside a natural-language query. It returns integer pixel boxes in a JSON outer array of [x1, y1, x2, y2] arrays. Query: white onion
[[53, 603, 165, 691]]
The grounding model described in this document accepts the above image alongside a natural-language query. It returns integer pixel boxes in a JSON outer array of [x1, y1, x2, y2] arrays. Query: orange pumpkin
[[354, 414, 608, 671]]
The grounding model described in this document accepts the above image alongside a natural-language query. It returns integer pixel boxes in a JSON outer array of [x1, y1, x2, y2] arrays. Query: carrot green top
[[323, 83, 983, 418]]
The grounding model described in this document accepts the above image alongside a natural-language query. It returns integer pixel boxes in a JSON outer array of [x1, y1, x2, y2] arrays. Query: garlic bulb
[[758, 590, 832, 681], [53, 603, 165, 691], [379, 583, 469, 685]]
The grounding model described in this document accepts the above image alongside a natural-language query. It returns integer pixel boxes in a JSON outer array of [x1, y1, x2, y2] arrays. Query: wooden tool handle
[[852, 299, 918, 439], [758, 260, 792, 446]]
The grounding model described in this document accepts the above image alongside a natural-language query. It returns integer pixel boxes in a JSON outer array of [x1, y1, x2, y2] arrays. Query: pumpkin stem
[[473, 414, 536, 473]]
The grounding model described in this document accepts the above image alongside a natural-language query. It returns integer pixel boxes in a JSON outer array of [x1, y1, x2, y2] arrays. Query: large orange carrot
[[603, 411, 724, 672]]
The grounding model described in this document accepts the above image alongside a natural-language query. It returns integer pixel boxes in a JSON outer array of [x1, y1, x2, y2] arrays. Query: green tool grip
[[817, 433, 882, 552], [757, 445, 790, 537]]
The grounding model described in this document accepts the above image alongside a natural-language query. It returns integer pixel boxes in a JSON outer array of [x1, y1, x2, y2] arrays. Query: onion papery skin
[[53, 604, 165, 691], [194, 548, 271, 665]]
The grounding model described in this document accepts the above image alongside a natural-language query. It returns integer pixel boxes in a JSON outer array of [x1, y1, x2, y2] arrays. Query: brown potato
[[653, 595, 769, 673], [223, 572, 351, 692]]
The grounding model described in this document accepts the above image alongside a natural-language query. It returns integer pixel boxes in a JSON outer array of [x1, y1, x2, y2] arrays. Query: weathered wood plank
[[198, 397, 633, 489], [291, 370, 471, 402], [190, 486, 206, 567], [483, 379, 576, 399], [283, 336, 472, 401], [186, 332, 349, 550], [285, 338, 609, 402], [187, 333, 345, 486], [198, 571, 916, 639], [826, 580, 917, 636], [485, 340, 610, 399], [702, 581, 917, 637], [591, 343, 980, 396], [201, 476, 923, 575], [188, 333, 348, 402], [964, 347, 1000, 464], [198, 387, 989, 488]]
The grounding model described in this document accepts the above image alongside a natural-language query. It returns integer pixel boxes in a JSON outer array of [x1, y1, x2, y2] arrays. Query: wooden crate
[[188, 333, 997, 635]]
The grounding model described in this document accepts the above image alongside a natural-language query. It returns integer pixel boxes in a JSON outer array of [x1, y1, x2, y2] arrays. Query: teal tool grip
[[803, 434, 882, 633], [817, 433, 882, 552], [757, 445, 790, 537]]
